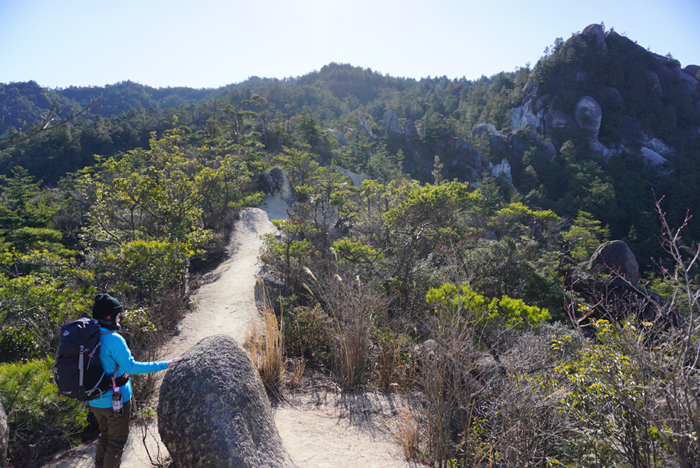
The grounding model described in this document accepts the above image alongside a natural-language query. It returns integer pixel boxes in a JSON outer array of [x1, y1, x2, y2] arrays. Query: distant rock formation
[[581, 23, 606, 49], [404, 119, 419, 139], [382, 110, 399, 134], [574, 96, 602, 141], [472, 123, 507, 154], [258, 167, 296, 205], [338, 167, 368, 187], [645, 70, 663, 97], [504, 22, 695, 169], [158, 335, 296, 468], [328, 129, 349, 146], [0, 400, 7, 468], [685, 64, 700, 78], [358, 116, 374, 138], [491, 158, 512, 185], [587, 240, 639, 288], [640, 147, 668, 165], [545, 109, 575, 136], [509, 98, 543, 136], [455, 138, 490, 177]]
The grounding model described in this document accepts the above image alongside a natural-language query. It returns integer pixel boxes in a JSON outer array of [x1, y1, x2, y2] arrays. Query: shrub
[[0, 323, 42, 363], [0, 268, 94, 362], [284, 304, 331, 363], [0, 358, 88, 467]]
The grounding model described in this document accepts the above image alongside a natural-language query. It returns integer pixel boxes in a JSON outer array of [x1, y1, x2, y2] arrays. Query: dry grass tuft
[[244, 304, 285, 397], [285, 357, 306, 389], [391, 407, 421, 461]]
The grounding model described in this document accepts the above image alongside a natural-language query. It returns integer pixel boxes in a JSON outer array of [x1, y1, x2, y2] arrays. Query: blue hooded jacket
[[88, 328, 168, 409]]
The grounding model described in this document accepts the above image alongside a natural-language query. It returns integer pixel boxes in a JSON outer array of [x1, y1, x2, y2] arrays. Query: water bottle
[[112, 387, 123, 415]]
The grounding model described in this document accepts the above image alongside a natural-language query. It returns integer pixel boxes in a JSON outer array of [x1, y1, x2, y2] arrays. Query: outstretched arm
[[107, 334, 168, 375]]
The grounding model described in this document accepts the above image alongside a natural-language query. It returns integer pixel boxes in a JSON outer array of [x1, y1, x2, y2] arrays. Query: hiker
[[89, 294, 183, 468]]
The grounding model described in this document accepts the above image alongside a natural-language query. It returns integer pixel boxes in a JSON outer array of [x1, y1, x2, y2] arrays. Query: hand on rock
[[167, 357, 183, 369]]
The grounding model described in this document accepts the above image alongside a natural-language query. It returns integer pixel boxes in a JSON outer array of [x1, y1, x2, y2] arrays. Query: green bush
[[0, 324, 42, 363], [0, 267, 94, 362], [285, 304, 332, 362], [0, 358, 88, 467]]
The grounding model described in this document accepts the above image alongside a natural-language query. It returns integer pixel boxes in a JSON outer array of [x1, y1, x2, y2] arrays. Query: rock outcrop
[[574, 96, 602, 141], [358, 116, 374, 138], [158, 335, 295, 468], [338, 167, 368, 187], [573, 96, 613, 160], [328, 129, 349, 146], [473, 123, 507, 154], [544, 109, 576, 141], [587, 240, 639, 288], [509, 99, 543, 135], [645, 70, 663, 97], [0, 400, 7, 468], [503, 22, 694, 172], [404, 120, 419, 139], [581, 23, 606, 49], [258, 167, 296, 205], [491, 158, 512, 185], [640, 147, 668, 165], [382, 110, 399, 134]]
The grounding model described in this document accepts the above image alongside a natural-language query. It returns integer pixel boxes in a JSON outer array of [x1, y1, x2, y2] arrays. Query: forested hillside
[[1, 23, 699, 467]]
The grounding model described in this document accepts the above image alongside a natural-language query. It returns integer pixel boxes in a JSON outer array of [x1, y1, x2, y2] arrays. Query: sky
[[0, 0, 698, 90]]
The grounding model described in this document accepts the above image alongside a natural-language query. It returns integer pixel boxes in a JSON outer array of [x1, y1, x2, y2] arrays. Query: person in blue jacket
[[89, 294, 182, 468]]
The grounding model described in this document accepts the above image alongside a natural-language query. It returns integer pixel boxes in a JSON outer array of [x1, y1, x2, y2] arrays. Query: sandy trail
[[45, 194, 413, 468]]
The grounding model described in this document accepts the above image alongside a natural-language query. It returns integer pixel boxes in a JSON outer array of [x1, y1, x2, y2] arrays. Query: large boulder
[[621, 115, 644, 144], [581, 23, 606, 49], [603, 87, 624, 108], [382, 109, 399, 134], [574, 67, 588, 82], [587, 240, 639, 288], [158, 335, 295, 468], [678, 70, 698, 93], [337, 167, 369, 187], [258, 167, 296, 206], [591, 140, 613, 161], [644, 137, 675, 158], [644, 70, 663, 97], [545, 109, 575, 134], [358, 116, 374, 138], [641, 147, 668, 165], [455, 139, 488, 170], [0, 399, 7, 468], [491, 158, 512, 185], [328, 129, 349, 146], [509, 99, 544, 135], [404, 119, 419, 139], [574, 96, 603, 141], [534, 94, 552, 114], [522, 79, 536, 99], [472, 123, 507, 154], [684, 64, 700, 78]]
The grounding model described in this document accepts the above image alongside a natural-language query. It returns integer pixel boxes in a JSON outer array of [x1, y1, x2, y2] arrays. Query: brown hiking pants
[[90, 399, 132, 468]]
